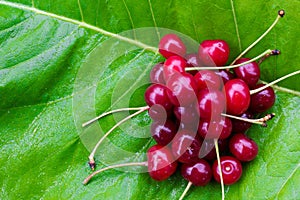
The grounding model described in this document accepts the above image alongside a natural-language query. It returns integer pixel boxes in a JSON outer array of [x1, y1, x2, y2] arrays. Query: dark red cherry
[[233, 58, 260, 88], [174, 103, 200, 124], [250, 84, 275, 113], [197, 89, 225, 119], [199, 139, 228, 160], [181, 159, 212, 186], [171, 130, 202, 163], [229, 133, 258, 162], [212, 156, 242, 185], [147, 144, 178, 181], [224, 79, 250, 115], [231, 111, 254, 133], [197, 117, 232, 139], [198, 40, 230, 66], [215, 70, 235, 84], [148, 104, 172, 122], [151, 119, 178, 146], [150, 62, 166, 84], [166, 73, 198, 106], [186, 53, 201, 67], [194, 70, 222, 90], [163, 55, 187, 80], [144, 84, 173, 110], [159, 34, 186, 58]]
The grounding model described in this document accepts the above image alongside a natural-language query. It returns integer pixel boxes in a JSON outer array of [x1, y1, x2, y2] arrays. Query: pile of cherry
[[145, 33, 276, 186]]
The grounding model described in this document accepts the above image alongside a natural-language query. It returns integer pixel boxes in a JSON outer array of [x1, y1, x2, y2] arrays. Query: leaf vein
[[230, 0, 242, 51]]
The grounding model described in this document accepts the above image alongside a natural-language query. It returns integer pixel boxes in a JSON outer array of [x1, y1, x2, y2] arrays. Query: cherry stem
[[88, 107, 149, 170], [221, 113, 275, 127], [230, 10, 284, 65], [185, 49, 272, 71], [179, 181, 193, 200], [82, 106, 150, 127], [258, 49, 280, 65], [83, 161, 148, 185], [250, 70, 300, 95], [214, 139, 225, 200]]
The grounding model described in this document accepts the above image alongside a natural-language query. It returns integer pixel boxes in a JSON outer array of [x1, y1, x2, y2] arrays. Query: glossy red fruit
[[148, 104, 172, 122], [159, 34, 186, 58], [197, 89, 226, 119], [171, 130, 202, 163], [231, 111, 253, 133], [199, 139, 228, 160], [250, 84, 275, 113], [197, 117, 232, 139], [144, 84, 173, 110], [163, 55, 187, 80], [181, 159, 212, 186], [166, 73, 198, 106], [151, 120, 178, 146], [224, 79, 250, 115], [229, 133, 258, 162], [147, 145, 178, 181], [212, 156, 242, 185], [174, 103, 200, 124], [150, 62, 165, 84], [233, 58, 260, 88], [194, 70, 222, 90], [185, 53, 201, 75], [215, 69, 235, 84], [198, 40, 230, 66]]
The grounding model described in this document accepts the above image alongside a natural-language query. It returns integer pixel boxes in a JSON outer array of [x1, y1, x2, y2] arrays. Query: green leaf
[[0, 0, 299, 200]]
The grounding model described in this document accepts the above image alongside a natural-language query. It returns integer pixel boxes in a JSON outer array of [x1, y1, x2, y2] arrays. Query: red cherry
[[198, 40, 230, 66], [233, 58, 260, 88], [150, 62, 166, 84], [229, 133, 258, 162], [231, 111, 254, 133], [215, 69, 235, 84], [163, 55, 187, 80], [197, 117, 232, 139], [159, 34, 186, 58], [144, 84, 173, 110], [174, 103, 200, 124], [199, 139, 228, 160], [224, 79, 250, 115], [212, 156, 242, 185], [249, 84, 275, 113], [194, 70, 222, 90], [147, 144, 178, 181], [151, 120, 178, 146]]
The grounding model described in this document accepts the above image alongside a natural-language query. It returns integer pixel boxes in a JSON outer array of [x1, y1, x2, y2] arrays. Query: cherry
[[229, 133, 258, 162], [151, 119, 178, 146], [224, 79, 250, 116], [194, 70, 222, 90], [231, 111, 254, 133], [212, 156, 242, 185], [233, 58, 260, 88], [215, 70, 235, 84], [174, 103, 200, 124], [147, 144, 178, 181], [171, 130, 202, 163], [148, 104, 172, 122], [159, 34, 186, 58], [166, 73, 198, 106], [199, 139, 228, 160], [250, 84, 275, 113], [144, 84, 173, 110], [185, 53, 201, 67], [150, 62, 166, 84], [197, 89, 225, 119], [181, 159, 212, 186], [198, 40, 230, 66], [163, 55, 187, 80], [197, 117, 232, 139]]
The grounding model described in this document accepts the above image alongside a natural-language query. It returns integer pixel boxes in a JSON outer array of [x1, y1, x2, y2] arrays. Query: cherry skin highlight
[[212, 156, 242, 185], [147, 144, 178, 181], [198, 40, 230, 66], [194, 70, 222, 90], [224, 79, 251, 115], [163, 55, 187, 81], [159, 33, 186, 58], [233, 58, 260, 88], [151, 119, 178, 146], [181, 159, 212, 186], [229, 133, 258, 162]]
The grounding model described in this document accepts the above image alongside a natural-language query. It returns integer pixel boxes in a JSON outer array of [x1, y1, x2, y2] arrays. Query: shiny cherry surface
[[250, 84, 275, 113], [233, 58, 260, 88], [144, 84, 173, 110], [163, 55, 187, 80], [159, 34, 186, 58]]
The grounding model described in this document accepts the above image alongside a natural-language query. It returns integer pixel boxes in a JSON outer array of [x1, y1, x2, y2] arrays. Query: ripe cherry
[[159, 34, 186, 58], [194, 70, 222, 90], [163, 55, 187, 80], [181, 159, 212, 186], [197, 117, 232, 139], [185, 53, 201, 75], [198, 40, 230, 66], [151, 119, 178, 146], [250, 84, 275, 113], [199, 139, 228, 160], [233, 58, 260, 88], [166, 73, 198, 106], [197, 89, 225, 119], [148, 104, 172, 122], [231, 111, 254, 133], [229, 133, 258, 162], [212, 156, 242, 185], [174, 103, 200, 124], [224, 79, 250, 115], [144, 84, 173, 110], [150, 62, 165, 84], [215, 69, 235, 84], [147, 144, 178, 181]]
